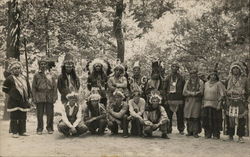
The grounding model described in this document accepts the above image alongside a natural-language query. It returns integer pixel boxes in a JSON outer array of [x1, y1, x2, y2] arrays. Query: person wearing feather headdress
[[107, 90, 129, 137], [144, 60, 165, 105], [107, 60, 128, 103], [143, 93, 169, 139], [224, 61, 249, 143], [2, 58, 31, 138], [57, 53, 80, 104], [32, 56, 58, 135], [87, 58, 111, 106], [128, 61, 147, 99], [84, 93, 107, 135]]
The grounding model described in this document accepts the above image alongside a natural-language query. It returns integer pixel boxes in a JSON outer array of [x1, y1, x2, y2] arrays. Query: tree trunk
[[6, 0, 21, 60], [113, 0, 124, 62]]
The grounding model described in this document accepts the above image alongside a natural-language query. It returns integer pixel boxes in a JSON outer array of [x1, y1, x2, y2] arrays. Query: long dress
[[183, 78, 204, 135]]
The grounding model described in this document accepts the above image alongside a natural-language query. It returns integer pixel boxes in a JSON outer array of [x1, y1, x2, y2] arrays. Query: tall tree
[[6, 0, 20, 60], [113, 0, 124, 62]]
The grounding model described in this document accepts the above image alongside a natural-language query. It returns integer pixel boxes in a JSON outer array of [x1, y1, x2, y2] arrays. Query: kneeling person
[[143, 93, 169, 139], [58, 93, 87, 136], [128, 91, 145, 136], [84, 94, 107, 135], [107, 90, 129, 137]]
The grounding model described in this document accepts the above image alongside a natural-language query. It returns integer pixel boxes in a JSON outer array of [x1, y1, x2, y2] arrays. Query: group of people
[[2, 54, 249, 143]]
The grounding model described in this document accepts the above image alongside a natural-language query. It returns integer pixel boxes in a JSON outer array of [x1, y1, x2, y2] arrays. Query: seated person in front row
[[107, 90, 129, 138], [128, 90, 145, 136], [57, 93, 88, 136], [143, 93, 169, 139], [84, 93, 107, 135]]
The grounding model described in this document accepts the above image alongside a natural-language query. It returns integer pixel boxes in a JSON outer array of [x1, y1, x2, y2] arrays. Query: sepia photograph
[[0, 0, 249, 157]]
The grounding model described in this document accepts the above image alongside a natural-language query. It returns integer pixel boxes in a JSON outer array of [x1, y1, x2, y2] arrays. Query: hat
[[88, 58, 109, 74], [63, 53, 74, 65], [229, 61, 247, 76], [8, 58, 22, 71], [113, 89, 125, 99], [88, 93, 101, 101], [149, 93, 162, 104], [133, 61, 140, 69], [66, 92, 78, 100]]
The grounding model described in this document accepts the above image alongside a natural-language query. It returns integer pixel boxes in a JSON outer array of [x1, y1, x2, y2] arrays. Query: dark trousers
[[9, 110, 27, 134], [58, 121, 88, 136], [186, 118, 201, 135], [226, 116, 246, 137], [87, 119, 107, 134], [36, 103, 54, 132], [143, 122, 168, 135], [164, 104, 185, 133], [130, 117, 143, 136], [202, 107, 222, 138], [108, 115, 129, 135], [10, 120, 26, 134]]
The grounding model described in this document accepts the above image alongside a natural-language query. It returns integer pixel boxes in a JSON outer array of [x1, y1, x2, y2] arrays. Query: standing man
[[84, 93, 107, 135], [87, 58, 110, 106], [145, 60, 165, 104], [32, 56, 58, 135], [107, 90, 129, 137], [163, 63, 185, 134], [225, 61, 249, 143], [58, 53, 80, 104], [128, 61, 147, 99], [107, 63, 128, 103]]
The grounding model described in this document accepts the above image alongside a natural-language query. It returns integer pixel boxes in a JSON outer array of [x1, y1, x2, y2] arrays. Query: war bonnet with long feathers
[[87, 58, 111, 75]]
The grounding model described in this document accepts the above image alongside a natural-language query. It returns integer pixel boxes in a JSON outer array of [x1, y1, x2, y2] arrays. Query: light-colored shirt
[[143, 106, 168, 125], [61, 103, 82, 128], [128, 98, 145, 119]]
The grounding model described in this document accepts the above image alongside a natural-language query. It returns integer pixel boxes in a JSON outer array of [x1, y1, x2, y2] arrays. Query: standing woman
[[183, 68, 204, 138], [202, 70, 226, 139], [58, 53, 80, 104], [2, 59, 31, 138]]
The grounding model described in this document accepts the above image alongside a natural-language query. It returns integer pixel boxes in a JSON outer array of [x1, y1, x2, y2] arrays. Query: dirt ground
[[0, 111, 250, 157]]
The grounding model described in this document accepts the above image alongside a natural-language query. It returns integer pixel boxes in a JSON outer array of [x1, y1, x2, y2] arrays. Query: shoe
[[229, 135, 234, 141], [12, 134, 19, 138], [213, 136, 220, 140], [19, 133, 29, 136], [238, 137, 244, 143], [123, 134, 129, 138], [186, 133, 192, 136], [179, 131, 185, 135], [193, 134, 199, 138], [48, 130, 54, 134], [205, 135, 211, 139], [37, 131, 42, 135], [161, 133, 170, 139]]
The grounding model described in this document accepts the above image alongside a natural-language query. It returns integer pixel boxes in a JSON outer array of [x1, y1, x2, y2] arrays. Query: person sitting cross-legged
[[107, 90, 129, 138], [57, 93, 88, 136], [84, 93, 107, 135], [143, 93, 170, 139]]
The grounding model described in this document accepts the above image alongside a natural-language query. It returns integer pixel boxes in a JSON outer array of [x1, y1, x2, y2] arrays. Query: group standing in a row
[[2, 54, 249, 143]]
